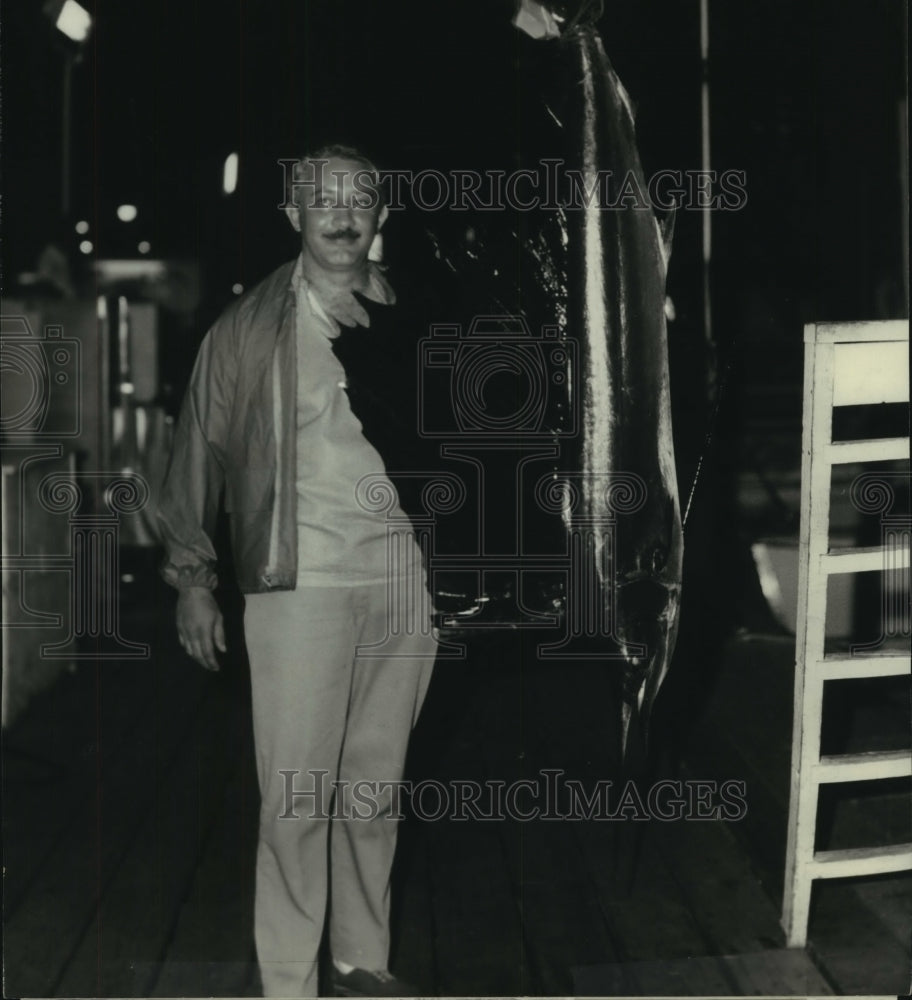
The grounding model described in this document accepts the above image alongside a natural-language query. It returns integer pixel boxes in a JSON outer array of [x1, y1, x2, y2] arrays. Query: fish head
[[613, 574, 681, 746], [611, 493, 683, 742]]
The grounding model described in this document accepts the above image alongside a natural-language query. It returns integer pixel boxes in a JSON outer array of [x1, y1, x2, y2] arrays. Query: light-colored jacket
[[158, 260, 301, 593]]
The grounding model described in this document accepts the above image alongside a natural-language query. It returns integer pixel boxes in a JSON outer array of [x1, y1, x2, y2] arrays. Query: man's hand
[[176, 586, 226, 671]]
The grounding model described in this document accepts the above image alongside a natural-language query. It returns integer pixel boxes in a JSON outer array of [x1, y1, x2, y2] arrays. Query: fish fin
[[612, 71, 637, 126], [620, 699, 633, 764], [656, 208, 676, 272]]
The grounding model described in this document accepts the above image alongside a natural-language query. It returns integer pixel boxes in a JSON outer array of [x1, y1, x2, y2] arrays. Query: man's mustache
[[324, 228, 361, 240]]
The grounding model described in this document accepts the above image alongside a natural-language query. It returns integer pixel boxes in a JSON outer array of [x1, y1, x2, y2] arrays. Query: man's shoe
[[330, 965, 420, 997]]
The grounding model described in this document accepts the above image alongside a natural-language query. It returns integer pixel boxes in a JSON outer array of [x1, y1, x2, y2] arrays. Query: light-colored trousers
[[244, 583, 437, 997]]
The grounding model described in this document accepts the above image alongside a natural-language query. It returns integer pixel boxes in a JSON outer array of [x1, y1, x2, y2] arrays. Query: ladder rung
[[821, 545, 910, 574], [814, 750, 912, 783], [810, 320, 910, 343], [827, 437, 910, 463], [808, 843, 912, 878], [817, 652, 911, 679]]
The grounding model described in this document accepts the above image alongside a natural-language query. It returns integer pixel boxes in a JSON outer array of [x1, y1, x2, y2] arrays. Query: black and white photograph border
[[1, 1, 909, 998]]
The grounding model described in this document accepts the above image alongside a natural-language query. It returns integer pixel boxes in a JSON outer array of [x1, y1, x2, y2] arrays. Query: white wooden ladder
[[781, 319, 911, 948]]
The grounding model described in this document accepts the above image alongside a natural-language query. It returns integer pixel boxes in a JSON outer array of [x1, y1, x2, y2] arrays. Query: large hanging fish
[[538, 3, 684, 755], [332, 0, 682, 759]]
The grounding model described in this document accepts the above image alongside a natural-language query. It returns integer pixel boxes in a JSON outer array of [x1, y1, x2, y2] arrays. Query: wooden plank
[[514, 651, 729, 969], [147, 707, 259, 999], [2, 658, 156, 916], [851, 873, 912, 954], [822, 544, 909, 574], [572, 812, 713, 963], [150, 960, 257, 998], [709, 637, 795, 810], [649, 801, 787, 956], [392, 643, 518, 999], [810, 841, 912, 877], [2, 655, 213, 998], [2, 585, 177, 915], [479, 648, 636, 988], [827, 437, 910, 463], [584, 958, 733, 996], [815, 749, 912, 782], [680, 630, 911, 982], [573, 953, 738, 997], [724, 948, 834, 994], [387, 818, 438, 996], [574, 949, 835, 996], [831, 339, 909, 405], [808, 319, 909, 343], [820, 651, 911, 679], [784, 330, 840, 945], [426, 818, 533, 996], [417, 648, 536, 998], [598, 884, 710, 965], [491, 811, 620, 993], [680, 721, 791, 905], [674, 635, 802, 941], [809, 877, 911, 994], [518, 881, 621, 994], [55, 672, 253, 997]]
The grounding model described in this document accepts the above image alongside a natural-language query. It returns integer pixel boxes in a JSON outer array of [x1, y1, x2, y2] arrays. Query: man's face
[[286, 156, 387, 274]]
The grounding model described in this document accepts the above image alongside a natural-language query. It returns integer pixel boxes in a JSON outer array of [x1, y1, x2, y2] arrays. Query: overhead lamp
[[79, 240, 93, 254], [44, 0, 93, 216], [75, 220, 89, 234], [223, 153, 239, 195], [137, 241, 151, 254], [47, 0, 93, 42], [117, 204, 138, 222]]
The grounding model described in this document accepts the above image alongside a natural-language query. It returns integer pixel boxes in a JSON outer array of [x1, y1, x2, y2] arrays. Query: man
[[158, 145, 437, 998]]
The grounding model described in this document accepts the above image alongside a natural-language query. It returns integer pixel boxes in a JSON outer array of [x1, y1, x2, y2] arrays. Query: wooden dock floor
[[3, 581, 909, 997]]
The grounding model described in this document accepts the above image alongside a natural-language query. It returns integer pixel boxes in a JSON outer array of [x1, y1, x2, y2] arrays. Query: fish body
[[561, 25, 683, 753], [334, 12, 683, 759]]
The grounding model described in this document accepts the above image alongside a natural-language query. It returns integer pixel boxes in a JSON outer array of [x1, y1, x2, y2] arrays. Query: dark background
[[1, 8, 908, 994], [2, 0, 908, 636], [4, 0, 907, 324]]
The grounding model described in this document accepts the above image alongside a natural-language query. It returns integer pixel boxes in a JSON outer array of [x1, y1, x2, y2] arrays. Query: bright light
[[223, 153, 239, 195], [79, 240, 93, 254], [232, 283, 244, 295], [75, 220, 89, 234], [55, 0, 92, 42], [117, 204, 138, 222], [137, 241, 151, 254]]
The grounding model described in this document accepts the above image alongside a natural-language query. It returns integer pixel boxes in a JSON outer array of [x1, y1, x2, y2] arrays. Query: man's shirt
[[289, 257, 423, 586]]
